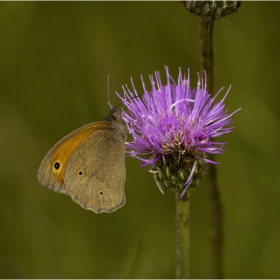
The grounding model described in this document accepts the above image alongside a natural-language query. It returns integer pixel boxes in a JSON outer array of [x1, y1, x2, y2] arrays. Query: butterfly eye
[[54, 162, 60, 170], [78, 171, 83, 176], [99, 191, 103, 196]]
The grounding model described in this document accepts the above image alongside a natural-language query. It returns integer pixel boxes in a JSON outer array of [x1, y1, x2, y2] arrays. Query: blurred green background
[[0, 2, 279, 278]]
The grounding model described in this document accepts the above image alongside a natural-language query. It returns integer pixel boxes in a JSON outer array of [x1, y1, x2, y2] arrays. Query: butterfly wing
[[37, 121, 109, 194], [64, 129, 126, 213]]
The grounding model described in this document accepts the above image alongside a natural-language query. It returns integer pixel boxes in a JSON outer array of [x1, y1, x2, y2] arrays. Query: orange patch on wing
[[50, 121, 109, 183]]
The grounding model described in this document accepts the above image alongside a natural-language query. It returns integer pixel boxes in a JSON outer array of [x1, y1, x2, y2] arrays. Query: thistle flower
[[116, 67, 240, 198]]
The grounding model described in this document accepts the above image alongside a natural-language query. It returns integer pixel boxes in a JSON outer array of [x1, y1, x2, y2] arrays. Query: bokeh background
[[0, 1, 279, 278]]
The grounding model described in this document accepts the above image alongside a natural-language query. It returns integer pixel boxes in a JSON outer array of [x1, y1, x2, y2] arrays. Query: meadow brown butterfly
[[37, 108, 127, 213]]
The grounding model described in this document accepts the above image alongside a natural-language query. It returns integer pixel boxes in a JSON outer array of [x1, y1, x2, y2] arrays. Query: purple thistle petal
[[180, 161, 198, 199]]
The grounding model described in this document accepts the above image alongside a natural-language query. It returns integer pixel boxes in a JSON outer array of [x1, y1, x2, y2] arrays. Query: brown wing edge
[[37, 121, 109, 193]]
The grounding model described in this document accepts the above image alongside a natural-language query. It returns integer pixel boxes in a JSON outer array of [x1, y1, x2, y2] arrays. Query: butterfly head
[[103, 107, 122, 122]]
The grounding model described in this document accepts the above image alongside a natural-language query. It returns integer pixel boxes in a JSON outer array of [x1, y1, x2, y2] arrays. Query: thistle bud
[[181, 1, 241, 21], [153, 157, 206, 194]]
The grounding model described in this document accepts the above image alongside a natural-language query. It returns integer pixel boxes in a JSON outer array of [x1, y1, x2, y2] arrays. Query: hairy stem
[[199, 17, 223, 279], [175, 191, 190, 279]]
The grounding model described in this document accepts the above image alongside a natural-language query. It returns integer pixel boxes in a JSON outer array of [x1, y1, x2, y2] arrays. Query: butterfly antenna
[[116, 94, 143, 107], [107, 75, 110, 104], [107, 76, 143, 109]]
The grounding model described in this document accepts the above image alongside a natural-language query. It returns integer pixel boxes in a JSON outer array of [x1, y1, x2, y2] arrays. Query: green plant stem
[[199, 17, 223, 279], [175, 191, 190, 279], [199, 17, 214, 92]]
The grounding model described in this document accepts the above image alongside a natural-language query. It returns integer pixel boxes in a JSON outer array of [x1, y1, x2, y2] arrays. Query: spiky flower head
[[116, 67, 240, 198], [181, 1, 241, 21]]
